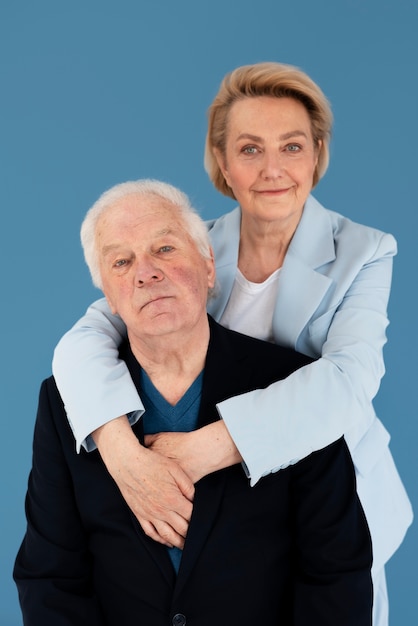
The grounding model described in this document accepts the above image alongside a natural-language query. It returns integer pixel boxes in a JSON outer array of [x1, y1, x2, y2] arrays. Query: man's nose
[[135, 259, 164, 285]]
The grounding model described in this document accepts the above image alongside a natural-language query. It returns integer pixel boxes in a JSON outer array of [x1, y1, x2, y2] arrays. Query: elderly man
[[14, 179, 372, 625]]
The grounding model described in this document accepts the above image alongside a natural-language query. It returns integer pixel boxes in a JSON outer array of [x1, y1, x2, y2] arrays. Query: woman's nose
[[261, 151, 284, 179]]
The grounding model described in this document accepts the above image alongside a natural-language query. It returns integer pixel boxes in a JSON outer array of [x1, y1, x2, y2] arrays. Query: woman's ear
[[213, 147, 231, 187], [315, 139, 323, 167]]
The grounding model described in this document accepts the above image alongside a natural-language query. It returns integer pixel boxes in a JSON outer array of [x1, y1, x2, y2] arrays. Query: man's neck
[[128, 317, 210, 405]]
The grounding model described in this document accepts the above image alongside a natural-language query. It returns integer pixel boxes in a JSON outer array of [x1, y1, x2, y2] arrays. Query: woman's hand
[[145, 421, 242, 483], [93, 416, 194, 549]]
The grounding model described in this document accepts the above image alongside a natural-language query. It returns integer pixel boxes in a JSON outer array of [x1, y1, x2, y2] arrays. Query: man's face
[[96, 193, 215, 342]]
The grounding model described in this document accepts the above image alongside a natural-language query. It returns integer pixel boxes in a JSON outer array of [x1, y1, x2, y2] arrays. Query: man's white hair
[[81, 179, 213, 290]]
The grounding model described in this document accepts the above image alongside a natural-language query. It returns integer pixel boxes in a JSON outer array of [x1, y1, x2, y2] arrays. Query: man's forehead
[[99, 194, 183, 229], [97, 196, 192, 250], [110, 192, 176, 212]]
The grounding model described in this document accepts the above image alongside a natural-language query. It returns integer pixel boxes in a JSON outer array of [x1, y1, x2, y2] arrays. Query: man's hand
[[93, 416, 194, 549], [145, 420, 242, 483]]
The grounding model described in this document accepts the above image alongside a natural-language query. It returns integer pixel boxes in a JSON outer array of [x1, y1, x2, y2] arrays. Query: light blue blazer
[[206, 195, 412, 572], [53, 195, 413, 573]]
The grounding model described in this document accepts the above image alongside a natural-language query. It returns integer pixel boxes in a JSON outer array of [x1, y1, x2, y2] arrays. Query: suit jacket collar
[[176, 316, 283, 595], [119, 319, 255, 596]]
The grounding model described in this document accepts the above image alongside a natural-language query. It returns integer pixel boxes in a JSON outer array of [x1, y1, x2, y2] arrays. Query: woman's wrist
[[92, 415, 146, 469], [193, 421, 241, 477]]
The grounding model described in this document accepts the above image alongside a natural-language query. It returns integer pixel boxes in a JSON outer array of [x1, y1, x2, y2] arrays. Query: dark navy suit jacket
[[14, 317, 372, 625]]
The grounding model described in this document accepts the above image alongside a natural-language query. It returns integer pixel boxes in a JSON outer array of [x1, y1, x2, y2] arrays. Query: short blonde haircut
[[204, 62, 333, 199]]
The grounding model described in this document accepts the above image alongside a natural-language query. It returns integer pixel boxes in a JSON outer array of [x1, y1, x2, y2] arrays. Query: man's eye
[[114, 259, 127, 267], [158, 245, 174, 253]]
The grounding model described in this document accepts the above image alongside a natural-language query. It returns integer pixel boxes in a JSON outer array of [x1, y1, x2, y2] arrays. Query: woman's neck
[[238, 222, 294, 283]]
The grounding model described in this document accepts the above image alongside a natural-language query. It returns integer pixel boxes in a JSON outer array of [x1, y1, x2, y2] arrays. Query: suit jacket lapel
[[119, 344, 179, 587], [128, 510, 177, 588], [174, 318, 259, 597], [120, 330, 252, 595]]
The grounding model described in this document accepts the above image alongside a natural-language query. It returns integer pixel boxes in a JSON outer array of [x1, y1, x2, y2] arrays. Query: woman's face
[[216, 96, 320, 230]]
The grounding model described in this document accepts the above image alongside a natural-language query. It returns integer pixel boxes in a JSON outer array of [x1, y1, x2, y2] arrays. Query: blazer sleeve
[[291, 438, 373, 625], [217, 231, 396, 483], [52, 298, 142, 452], [13, 379, 104, 626]]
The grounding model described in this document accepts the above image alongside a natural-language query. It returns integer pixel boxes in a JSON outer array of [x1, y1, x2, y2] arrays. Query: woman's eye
[[286, 143, 301, 152], [242, 145, 258, 155]]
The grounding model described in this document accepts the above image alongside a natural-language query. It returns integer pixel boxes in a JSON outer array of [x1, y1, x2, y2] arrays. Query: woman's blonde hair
[[204, 62, 333, 199]]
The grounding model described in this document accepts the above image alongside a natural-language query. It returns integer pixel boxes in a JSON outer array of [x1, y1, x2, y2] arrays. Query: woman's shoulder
[[205, 206, 241, 233], [306, 195, 397, 254], [205, 207, 242, 264]]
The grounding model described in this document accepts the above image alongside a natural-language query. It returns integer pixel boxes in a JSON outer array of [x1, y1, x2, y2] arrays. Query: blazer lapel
[[273, 195, 335, 347], [207, 207, 241, 320], [206, 198, 337, 348]]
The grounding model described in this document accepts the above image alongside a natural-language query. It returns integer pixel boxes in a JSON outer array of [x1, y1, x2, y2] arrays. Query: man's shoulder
[[208, 316, 313, 366], [39, 375, 63, 406]]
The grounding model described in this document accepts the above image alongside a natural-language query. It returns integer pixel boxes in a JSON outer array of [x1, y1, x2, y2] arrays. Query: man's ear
[[103, 294, 118, 316], [207, 246, 216, 289]]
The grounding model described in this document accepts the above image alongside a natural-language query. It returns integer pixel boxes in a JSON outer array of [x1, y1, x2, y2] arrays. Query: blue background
[[1, 1, 417, 623]]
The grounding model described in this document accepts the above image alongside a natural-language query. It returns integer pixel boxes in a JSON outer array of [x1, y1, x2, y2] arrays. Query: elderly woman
[[52, 62, 412, 625]]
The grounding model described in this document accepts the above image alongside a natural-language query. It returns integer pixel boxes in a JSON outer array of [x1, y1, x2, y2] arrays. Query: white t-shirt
[[220, 268, 281, 343]]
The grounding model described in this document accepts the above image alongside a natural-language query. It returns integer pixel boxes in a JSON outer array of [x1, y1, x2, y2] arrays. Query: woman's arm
[[148, 231, 396, 486], [217, 232, 396, 484], [92, 417, 194, 548], [52, 298, 141, 451], [52, 231, 396, 544], [52, 298, 195, 548], [144, 421, 242, 484]]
